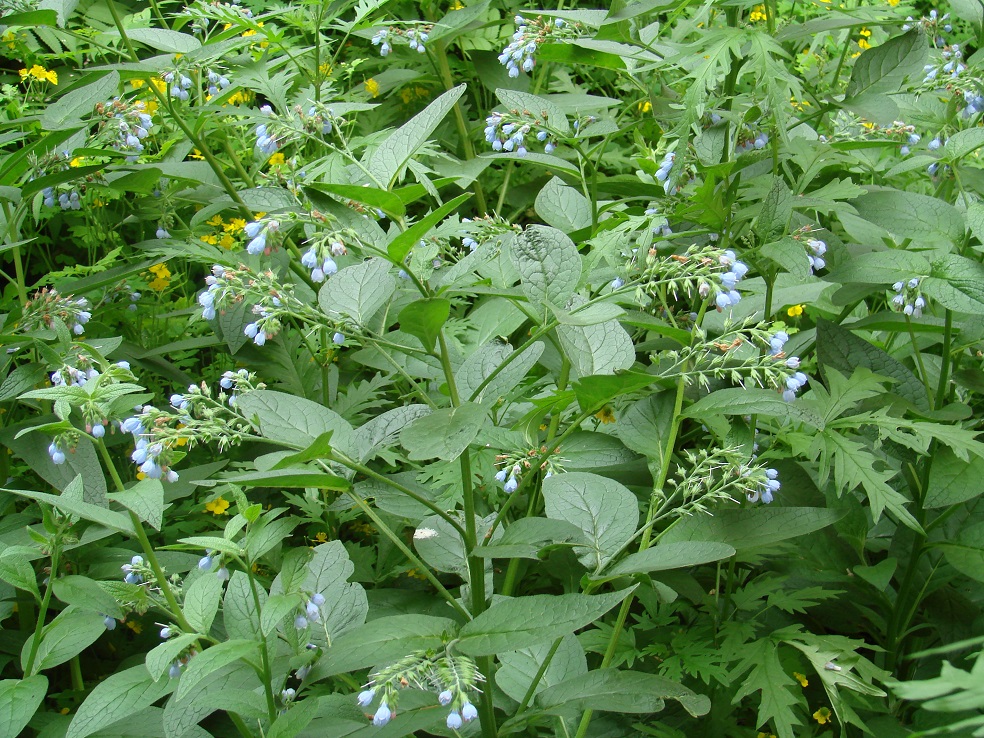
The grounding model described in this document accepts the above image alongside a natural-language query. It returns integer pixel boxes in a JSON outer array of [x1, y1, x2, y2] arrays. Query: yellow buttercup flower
[[225, 89, 253, 106], [70, 157, 85, 168], [268, 152, 285, 166], [314, 531, 328, 543], [450, 0, 464, 9], [859, 27, 872, 37], [147, 263, 172, 291], [205, 496, 230, 515], [319, 63, 332, 78], [595, 406, 616, 424], [639, 100, 653, 113], [793, 671, 809, 687], [19, 64, 57, 84], [206, 214, 224, 227], [813, 707, 832, 725], [749, 5, 767, 21], [787, 304, 805, 317], [858, 38, 870, 50], [224, 218, 247, 233], [219, 234, 235, 249], [200, 234, 219, 245], [365, 78, 380, 98]]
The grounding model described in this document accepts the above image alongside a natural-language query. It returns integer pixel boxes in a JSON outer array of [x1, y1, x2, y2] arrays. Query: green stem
[[245, 563, 279, 722], [1, 201, 28, 306], [70, 654, 85, 691], [24, 545, 60, 675], [515, 637, 563, 716], [94, 439, 194, 632], [934, 310, 953, 409], [905, 315, 934, 407]]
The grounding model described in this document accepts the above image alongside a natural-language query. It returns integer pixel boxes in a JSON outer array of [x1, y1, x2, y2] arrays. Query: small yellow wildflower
[[2, 31, 16, 49], [787, 304, 805, 317], [225, 89, 253, 106], [365, 78, 381, 98], [241, 29, 257, 37], [314, 531, 328, 543], [219, 234, 235, 249], [859, 27, 872, 37], [319, 63, 332, 78], [887, 0, 899, 6], [450, 0, 464, 9], [793, 671, 809, 687], [125, 619, 142, 634], [136, 471, 147, 481], [70, 157, 85, 168], [200, 234, 219, 245], [749, 5, 767, 21], [205, 496, 230, 515], [60, 708, 70, 715], [268, 152, 286, 166], [858, 38, 870, 50], [206, 214, 225, 227], [639, 100, 653, 113], [19, 64, 57, 84], [813, 707, 832, 725], [147, 263, 172, 292], [224, 218, 247, 233], [595, 406, 616, 424], [190, 149, 205, 160]]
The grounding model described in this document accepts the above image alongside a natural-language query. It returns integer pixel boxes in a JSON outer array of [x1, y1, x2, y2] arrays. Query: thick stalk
[[245, 563, 279, 721], [23, 545, 60, 675]]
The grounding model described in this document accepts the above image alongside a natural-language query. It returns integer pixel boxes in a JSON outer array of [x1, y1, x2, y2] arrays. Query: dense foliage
[[2, 0, 984, 736]]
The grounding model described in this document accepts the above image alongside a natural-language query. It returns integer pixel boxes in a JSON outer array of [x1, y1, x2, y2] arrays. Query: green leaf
[[222, 468, 350, 490], [107, 478, 164, 531], [1, 486, 133, 534], [125, 27, 202, 53], [261, 594, 299, 636], [351, 405, 431, 463], [843, 28, 928, 101], [617, 392, 676, 464], [732, 638, 805, 738], [174, 639, 260, 701], [456, 588, 633, 657], [570, 372, 656, 414], [458, 340, 545, 405], [939, 521, 984, 582], [237, 390, 352, 449], [925, 448, 984, 508], [271, 431, 334, 468], [387, 193, 471, 263], [760, 237, 811, 280], [0, 549, 41, 600], [549, 301, 625, 326], [536, 41, 628, 70], [41, 72, 120, 130], [606, 541, 737, 576], [318, 615, 457, 676], [398, 298, 450, 353], [2, 10, 58, 26], [659, 507, 846, 550], [495, 89, 570, 135], [67, 665, 174, 738], [52, 575, 121, 618], [542, 472, 638, 570], [923, 254, 984, 314], [224, 572, 264, 641], [536, 669, 710, 717], [295, 541, 367, 642], [319, 258, 396, 326], [399, 402, 488, 461], [825, 249, 932, 286], [510, 225, 581, 323], [943, 127, 984, 160], [816, 318, 928, 410], [472, 517, 586, 560], [366, 84, 465, 188], [559, 432, 637, 471], [177, 535, 242, 557], [754, 176, 793, 243], [684, 388, 823, 428], [146, 633, 200, 681], [495, 635, 587, 703], [535, 177, 592, 233], [183, 574, 224, 634], [0, 676, 47, 738], [558, 297, 634, 378], [949, 0, 984, 25], [304, 183, 405, 218], [852, 189, 964, 247]]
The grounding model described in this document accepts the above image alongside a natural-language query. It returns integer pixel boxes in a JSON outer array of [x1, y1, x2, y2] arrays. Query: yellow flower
[[793, 671, 809, 687], [219, 234, 235, 249], [224, 218, 247, 233], [241, 29, 257, 37], [268, 152, 285, 166], [757, 733, 777, 738], [365, 78, 380, 98], [887, 0, 899, 6], [595, 406, 616, 424], [20, 64, 57, 84], [225, 89, 254, 106], [859, 27, 871, 37], [314, 531, 328, 543], [136, 471, 147, 481], [206, 214, 225, 227], [450, 0, 464, 9], [147, 263, 172, 292], [200, 234, 219, 245], [319, 63, 332, 78], [205, 496, 230, 515], [787, 304, 805, 317], [639, 100, 653, 113], [125, 620, 142, 634], [190, 149, 205, 160], [749, 5, 767, 21], [70, 157, 85, 168], [858, 38, 870, 50], [813, 707, 832, 725]]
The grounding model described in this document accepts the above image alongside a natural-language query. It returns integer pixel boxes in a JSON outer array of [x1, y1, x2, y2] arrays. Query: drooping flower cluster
[[206, 69, 231, 97], [892, 278, 927, 317], [634, 243, 750, 314], [661, 446, 783, 515], [736, 131, 769, 154], [371, 24, 432, 56], [357, 652, 484, 729], [121, 554, 149, 585], [493, 447, 566, 495], [498, 15, 581, 77], [293, 592, 327, 629], [654, 151, 676, 194], [459, 214, 522, 254], [163, 71, 194, 101], [19, 288, 92, 336], [805, 238, 827, 273], [767, 330, 810, 401], [94, 98, 154, 161], [41, 186, 80, 210], [484, 111, 554, 155], [198, 549, 230, 580], [199, 264, 342, 348], [243, 218, 281, 255], [746, 468, 781, 504]]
